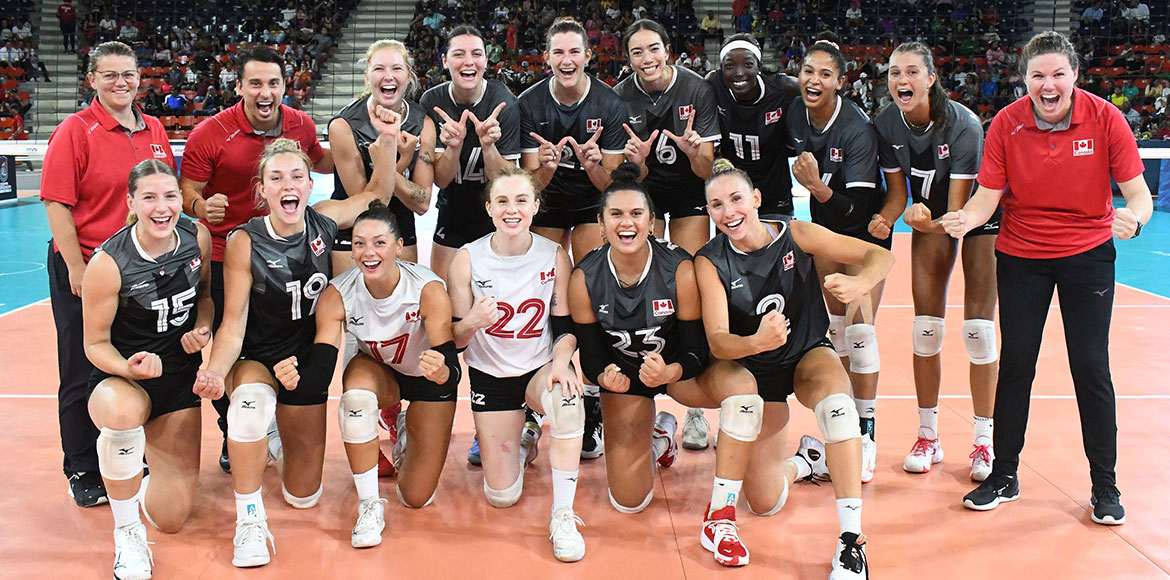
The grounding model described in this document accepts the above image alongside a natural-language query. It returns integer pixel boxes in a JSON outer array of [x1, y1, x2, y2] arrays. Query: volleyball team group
[[40, 12, 1154, 579]]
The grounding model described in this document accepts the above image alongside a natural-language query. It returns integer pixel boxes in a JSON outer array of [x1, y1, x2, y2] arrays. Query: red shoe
[[700, 503, 749, 566], [379, 402, 402, 445], [377, 448, 395, 478], [651, 412, 678, 468]]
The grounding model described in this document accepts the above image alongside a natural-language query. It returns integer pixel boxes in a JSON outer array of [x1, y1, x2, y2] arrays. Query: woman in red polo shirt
[[941, 31, 1153, 525], [41, 40, 175, 509]]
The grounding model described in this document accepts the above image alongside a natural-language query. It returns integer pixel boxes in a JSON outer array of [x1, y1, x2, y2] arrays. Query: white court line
[[0, 298, 50, 319], [1118, 282, 1170, 302], [3, 394, 1170, 400]]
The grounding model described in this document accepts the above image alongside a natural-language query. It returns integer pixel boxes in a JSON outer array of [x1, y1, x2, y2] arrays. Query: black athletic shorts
[[745, 339, 836, 402], [645, 177, 709, 220], [964, 207, 1002, 238], [393, 368, 458, 403], [243, 346, 328, 407], [335, 197, 419, 250], [88, 356, 201, 420], [468, 366, 540, 412], [433, 193, 494, 248], [532, 192, 602, 230]]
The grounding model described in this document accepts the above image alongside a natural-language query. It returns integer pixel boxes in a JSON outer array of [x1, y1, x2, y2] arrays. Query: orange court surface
[[2, 230, 1169, 580]]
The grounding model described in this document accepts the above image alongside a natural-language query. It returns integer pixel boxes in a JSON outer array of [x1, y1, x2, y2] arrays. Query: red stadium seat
[[160, 115, 178, 130], [177, 116, 195, 129]]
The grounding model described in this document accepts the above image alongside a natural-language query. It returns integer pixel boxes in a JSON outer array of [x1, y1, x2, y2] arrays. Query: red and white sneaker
[[377, 449, 395, 478], [969, 442, 994, 482], [700, 504, 749, 566], [651, 412, 679, 468], [378, 402, 402, 442], [903, 437, 944, 473]]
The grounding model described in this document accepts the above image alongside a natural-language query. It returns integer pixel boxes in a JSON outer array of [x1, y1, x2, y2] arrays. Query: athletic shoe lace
[[711, 519, 741, 548], [354, 498, 388, 534], [549, 510, 585, 541], [234, 520, 275, 555], [1094, 486, 1121, 505], [115, 525, 155, 569], [838, 533, 867, 574], [910, 437, 936, 457], [683, 411, 710, 435], [969, 444, 992, 465]]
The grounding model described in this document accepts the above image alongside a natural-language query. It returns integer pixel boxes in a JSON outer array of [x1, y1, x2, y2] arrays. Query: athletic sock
[[709, 476, 743, 515], [235, 488, 266, 522], [854, 398, 876, 419], [790, 456, 812, 480], [973, 415, 993, 445], [353, 466, 379, 501], [918, 406, 939, 439], [110, 495, 141, 529], [836, 498, 863, 535], [551, 468, 579, 511]]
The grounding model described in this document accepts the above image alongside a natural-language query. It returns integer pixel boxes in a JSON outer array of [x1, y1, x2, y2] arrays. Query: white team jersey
[[332, 261, 445, 377], [462, 233, 558, 377]]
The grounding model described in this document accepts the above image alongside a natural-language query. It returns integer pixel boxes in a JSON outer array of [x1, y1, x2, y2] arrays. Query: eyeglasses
[[94, 70, 140, 83]]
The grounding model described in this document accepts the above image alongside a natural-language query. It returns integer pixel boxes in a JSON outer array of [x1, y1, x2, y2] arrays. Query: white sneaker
[[392, 410, 407, 472], [232, 519, 275, 568], [794, 435, 830, 481], [266, 418, 283, 472], [682, 408, 710, 450], [351, 497, 388, 548], [903, 437, 944, 473], [113, 522, 153, 580], [970, 442, 994, 482], [651, 412, 679, 468], [829, 532, 869, 580], [549, 507, 586, 562], [860, 436, 876, 484], [521, 420, 542, 468]]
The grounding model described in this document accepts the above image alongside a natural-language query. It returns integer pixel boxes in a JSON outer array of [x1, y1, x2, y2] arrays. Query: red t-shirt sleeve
[[976, 111, 1008, 191], [1103, 102, 1145, 183], [179, 123, 217, 183], [40, 116, 84, 207]]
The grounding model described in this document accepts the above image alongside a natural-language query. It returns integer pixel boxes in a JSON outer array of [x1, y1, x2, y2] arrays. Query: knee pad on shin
[[540, 387, 585, 439], [815, 392, 860, 444], [227, 383, 277, 443], [962, 319, 999, 365], [338, 389, 379, 444], [718, 394, 764, 443], [747, 474, 789, 517], [283, 483, 323, 509], [912, 315, 945, 357], [483, 473, 524, 508], [827, 314, 847, 356], [608, 488, 653, 514], [845, 323, 880, 374], [396, 485, 437, 509], [97, 426, 146, 481]]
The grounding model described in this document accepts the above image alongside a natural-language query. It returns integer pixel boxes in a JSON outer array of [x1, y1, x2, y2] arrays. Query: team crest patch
[[586, 118, 601, 133], [540, 267, 556, 285], [765, 108, 782, 125], [189, 256, 202, 271], [937, 144, 950, 159], [404, 309, 421, 323], [829, 148, 843, 163], [653, 299, 674, 317], [678, 104, 694, 120], [151, 143, 167, 158], [309, 235, 326, 256], [782, 250, 795, 271], [1073, 139, 1094, 157]]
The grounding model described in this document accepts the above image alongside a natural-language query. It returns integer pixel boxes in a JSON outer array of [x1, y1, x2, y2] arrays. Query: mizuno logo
[[793, 137, 804, 144], [348, 410, 362, 417], [242, 400, 256, 409], [474, 279, 492, 289], [266, 259, 283, 269], [843, 505, 860, 511], [967, 332, 978, 339], [1093, 289, 1109, 296], [348, 316, 364, 327], [118, 447, 134, 455], [598, 304, 609, 314], [852, 342, 864, 348], [562, 397, 575, 407], [628, 115, 642, 124], [739, 405, 754, 413], [130, 281, 150, 291], [893, 144, 904, 150], [830, 407, 845, 418], [731, 278, 744, 289], [922, 329, 934, 336]]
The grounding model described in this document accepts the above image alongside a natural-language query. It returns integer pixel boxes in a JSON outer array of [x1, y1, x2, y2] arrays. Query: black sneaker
[[67, 471, 108, 507], [219, 439, 231, 473], [831, 531, 869, 579], [963, 471, 1019, 510], [1090, 485, 1125, 525], [581, 396, 603, 459]]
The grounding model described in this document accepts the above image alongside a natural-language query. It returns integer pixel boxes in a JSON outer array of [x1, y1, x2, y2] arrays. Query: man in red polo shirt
[[179, 45, 331, 470]]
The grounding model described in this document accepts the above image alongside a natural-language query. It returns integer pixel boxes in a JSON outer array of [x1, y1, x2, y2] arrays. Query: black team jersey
[[237, 207, 338, 362], [575, 238, 692, 389], [615, 65, 720, 196], [518, 75, 628, 202], [787, 96, 886, 243], [707, 70, 802, 215], [873, 99, 984, 220], [96, 218, 203, 370], [697, 216, 827, 370]]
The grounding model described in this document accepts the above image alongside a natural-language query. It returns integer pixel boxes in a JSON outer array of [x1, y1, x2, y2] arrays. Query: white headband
[[719, 40, 762, 63]]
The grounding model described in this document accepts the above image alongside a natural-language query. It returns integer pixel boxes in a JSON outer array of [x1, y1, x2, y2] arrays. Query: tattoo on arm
[[418, 151, 434, 165], [409, 183, 427, 205]]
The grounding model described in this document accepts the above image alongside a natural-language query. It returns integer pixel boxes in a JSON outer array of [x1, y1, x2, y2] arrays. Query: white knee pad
[[815, 393, 861, 444], [718, 394, 764, 443], [963, 319, 999, 365], [97, 426, 146, 481], [227, 383, 277, 443], [396, 485, 437, 509], [609, 488, 653, 514], [912, 315, 946, 357], [845, 323, 880, 374], [827, 314, 847, 356], [540, 387, 585, 439], [338, 389, 379, 444], [747, 474, 789, 517], [283, 483, 323, 509], [483, 473, 524, 508]]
